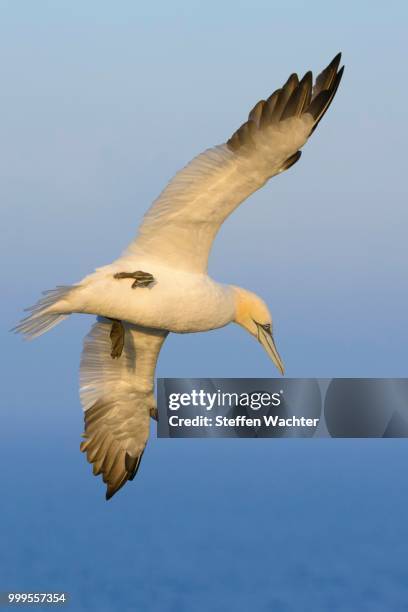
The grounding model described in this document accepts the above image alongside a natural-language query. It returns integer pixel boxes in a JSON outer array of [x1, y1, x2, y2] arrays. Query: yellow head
[[232, 287, 284, 375]]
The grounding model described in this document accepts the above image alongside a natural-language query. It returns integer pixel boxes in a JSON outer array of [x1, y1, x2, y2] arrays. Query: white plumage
[[14, 54, 344, 499]]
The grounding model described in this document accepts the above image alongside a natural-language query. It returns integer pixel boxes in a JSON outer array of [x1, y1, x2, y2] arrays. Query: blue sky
[[1, 1, 408, 610], [2, 0, 407, 379]]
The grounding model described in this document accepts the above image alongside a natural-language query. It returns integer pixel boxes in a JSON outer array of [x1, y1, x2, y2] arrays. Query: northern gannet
[[15, 54, 344, 499]]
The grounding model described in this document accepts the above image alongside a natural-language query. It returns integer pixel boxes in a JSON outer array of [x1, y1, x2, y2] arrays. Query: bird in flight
[[15, 53, 344, 499]]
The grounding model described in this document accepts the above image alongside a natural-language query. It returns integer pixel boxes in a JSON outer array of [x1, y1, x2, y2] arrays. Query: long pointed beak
[[257, 326, 285, 375]]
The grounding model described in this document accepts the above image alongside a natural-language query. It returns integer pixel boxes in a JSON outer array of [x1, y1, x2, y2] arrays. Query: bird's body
[[15, 54, 344, 499], [64, 259, 236, 333]]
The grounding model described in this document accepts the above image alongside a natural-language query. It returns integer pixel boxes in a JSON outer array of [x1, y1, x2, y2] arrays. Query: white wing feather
[[125, 55, 343, 273], [79, 317, 167, 499]]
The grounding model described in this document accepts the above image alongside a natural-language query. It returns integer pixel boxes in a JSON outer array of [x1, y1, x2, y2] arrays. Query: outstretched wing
[[79, 317, 168, 500], [126, 54, 343, 273]]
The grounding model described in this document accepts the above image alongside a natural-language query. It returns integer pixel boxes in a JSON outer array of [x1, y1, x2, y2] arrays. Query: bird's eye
[[262, 323, 271, 332]]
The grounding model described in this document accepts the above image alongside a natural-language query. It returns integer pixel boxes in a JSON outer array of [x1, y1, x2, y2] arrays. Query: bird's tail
[[12, 285, 76, 339]]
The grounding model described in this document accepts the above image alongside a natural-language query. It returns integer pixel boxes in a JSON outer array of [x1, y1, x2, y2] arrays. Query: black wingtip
[[105, 482, 123, 500], [125, 452, 138, 475], [227, 52, 344, 152], [325, 52, 342, 75], [127, 451, 144, 481], [302, 70, 313, 84], [337, 64, 345, 81], [332, 51, 342, 65], [308, 62, 344, 135], [333, 54, 345, 79]]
